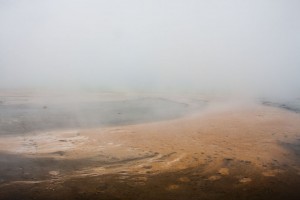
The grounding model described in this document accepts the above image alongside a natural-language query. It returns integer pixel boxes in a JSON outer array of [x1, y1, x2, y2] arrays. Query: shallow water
[[262, 99, 300, 113], [0, 97, 206, 135]]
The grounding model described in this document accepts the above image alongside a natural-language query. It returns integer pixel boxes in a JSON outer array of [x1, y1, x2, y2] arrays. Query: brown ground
[[0, 101, 300, 200]]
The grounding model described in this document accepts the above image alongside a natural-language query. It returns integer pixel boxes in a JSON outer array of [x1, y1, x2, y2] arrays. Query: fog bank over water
[[0, 0, 300, 99]]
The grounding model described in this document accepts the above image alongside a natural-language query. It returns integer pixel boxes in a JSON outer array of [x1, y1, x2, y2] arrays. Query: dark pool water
[[0, 97, 206, 135]]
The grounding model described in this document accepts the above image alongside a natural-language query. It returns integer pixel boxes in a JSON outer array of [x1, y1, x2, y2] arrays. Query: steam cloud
[[0, 0, 299, 99]]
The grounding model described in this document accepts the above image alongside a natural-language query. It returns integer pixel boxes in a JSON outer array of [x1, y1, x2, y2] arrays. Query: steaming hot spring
[[0, 92, 299, 200]]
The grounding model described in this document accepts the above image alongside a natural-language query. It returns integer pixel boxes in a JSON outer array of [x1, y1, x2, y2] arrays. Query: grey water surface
[[0, 97, 206, 135]]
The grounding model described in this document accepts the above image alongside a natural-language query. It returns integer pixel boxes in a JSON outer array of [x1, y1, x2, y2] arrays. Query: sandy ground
[[0, 100, 300, 199]]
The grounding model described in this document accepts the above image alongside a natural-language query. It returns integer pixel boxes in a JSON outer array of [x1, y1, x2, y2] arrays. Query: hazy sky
[[0, 0, 299, 97]]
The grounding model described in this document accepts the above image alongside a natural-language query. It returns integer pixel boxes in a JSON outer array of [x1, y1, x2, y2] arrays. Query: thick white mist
[[0, 0, 299, 99]]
